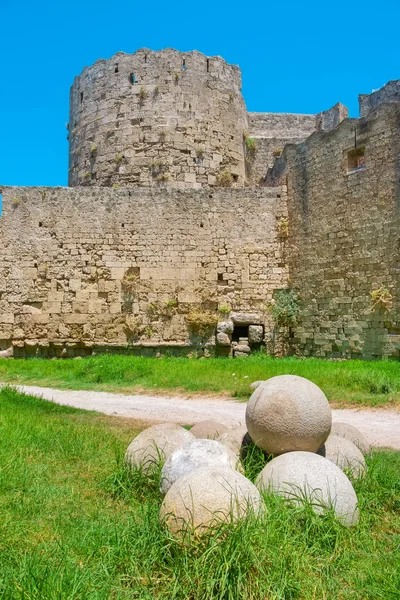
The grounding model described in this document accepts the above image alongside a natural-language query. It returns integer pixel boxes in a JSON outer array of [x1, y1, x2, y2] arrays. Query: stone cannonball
[[322, 435, 367, 480], [256, 451, 359, 527], [249, 380, 265, 391], [190, 420, 230, 440], [331, 422, 371, 455], [217, 425, 249, 456], [160, 439, 242, 495], [246, 375, 332, 455], [124, 423, 194, 473], [160, 466, 264, 537]]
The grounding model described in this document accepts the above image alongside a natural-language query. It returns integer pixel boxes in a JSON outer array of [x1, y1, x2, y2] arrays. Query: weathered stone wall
[[68, 49, 248, 189], [359, 80, 400, 117], [316, 103, 348, 132], [246, 112, 317, 184], [269, 103, 400, 358], [0, 186, 288, 356]]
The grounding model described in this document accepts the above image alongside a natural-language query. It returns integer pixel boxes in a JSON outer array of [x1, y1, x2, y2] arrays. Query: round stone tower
[[68, 48, 248, 188]]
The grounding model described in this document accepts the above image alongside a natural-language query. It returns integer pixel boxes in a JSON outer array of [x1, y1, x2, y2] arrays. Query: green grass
[[1, 354, 400, 406], [0, 387, 399, 599]]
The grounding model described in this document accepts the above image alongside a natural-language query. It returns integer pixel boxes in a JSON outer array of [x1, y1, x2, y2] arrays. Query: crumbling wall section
[[359, 80, 400, 117]]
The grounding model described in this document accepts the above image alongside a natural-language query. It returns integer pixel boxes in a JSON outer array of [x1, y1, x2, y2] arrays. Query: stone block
[[248, 325, 263, 344], [216, 332, 231, 346]]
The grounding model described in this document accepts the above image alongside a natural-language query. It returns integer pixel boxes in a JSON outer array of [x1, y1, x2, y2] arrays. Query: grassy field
[[0, 386, 399, 599], [0, 354, 400, 406]]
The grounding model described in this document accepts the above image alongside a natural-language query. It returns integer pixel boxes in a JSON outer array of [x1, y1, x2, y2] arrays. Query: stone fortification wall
[[359, 80, 400, 117], [68, 49, 247, 189], [269, 103, 400, 358], [0, 186, 288, 356], [315, 103, 348, 132], [246, 112, 317, 184]]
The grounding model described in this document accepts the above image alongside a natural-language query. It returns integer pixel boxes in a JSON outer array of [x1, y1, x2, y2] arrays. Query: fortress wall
[[68, 49, 248, 189], [246, 112, 317, 184], [315, 103, 348, 132], [0, 186, 288, 356], [281, 103, 400, 358], [359, 80, 400, 117]]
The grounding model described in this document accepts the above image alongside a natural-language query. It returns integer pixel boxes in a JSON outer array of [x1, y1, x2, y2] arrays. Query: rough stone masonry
[[0, 48, 399, 359]]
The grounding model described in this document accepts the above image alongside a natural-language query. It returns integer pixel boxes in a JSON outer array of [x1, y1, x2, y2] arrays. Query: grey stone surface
[[249, 380, 265, 391], [160, 439, 241, 495], [0, 347, 13, 359], [235, 343, 250, 353], [246, 375, 332, 455], [330, 423, 371, 455], [323, 435, 367, 479], [231, 312, 263, 325], [256, 451, 359, 527], [124, 423, 194, 473], [216, 332, 231, 346], [160, 465, 264, 536], [359, 80, 400, 117], [217, 321, 234, 334], [190, 420, 230, 440], [248, 325, 263, 344], [217, 425, 248, 456]]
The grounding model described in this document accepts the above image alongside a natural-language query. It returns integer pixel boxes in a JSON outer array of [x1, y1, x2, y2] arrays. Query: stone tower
[[68, 48, 248, 189]]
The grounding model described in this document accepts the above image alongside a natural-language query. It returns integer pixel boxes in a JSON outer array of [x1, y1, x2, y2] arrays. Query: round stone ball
[[160, 466, 264, 537], [190, 420, 230, 440], [331, 422, 371, 455], [323, 435, 367, 479], [160, 439, 242, 495], [249, 380, 265, 391], [246, 375, 332, 455], [256, 451, 359, 527], [124, 423, 194, 473], [217, 425, 249, 456]]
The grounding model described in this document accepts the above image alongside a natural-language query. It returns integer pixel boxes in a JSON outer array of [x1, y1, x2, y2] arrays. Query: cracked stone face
[[248, 325, 263, 344]]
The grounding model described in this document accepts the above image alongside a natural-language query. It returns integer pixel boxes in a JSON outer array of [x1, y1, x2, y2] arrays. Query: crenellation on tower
[[68, 48, 248, 189]]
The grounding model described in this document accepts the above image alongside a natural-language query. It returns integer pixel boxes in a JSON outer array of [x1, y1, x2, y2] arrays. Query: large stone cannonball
[[160, 466, 264, 537], [190, 420, 230, 440], [160, 439, 242, 495], [322, 435, 367, 480], [246, 375, 332, 455], [331, 422, 371, 455], [124, 423, 194, 473], [217, 425, 249, 456], [256, 451, 359, 527]]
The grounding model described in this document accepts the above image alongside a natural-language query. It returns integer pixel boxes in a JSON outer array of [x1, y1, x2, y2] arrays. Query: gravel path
[[10, 384, 400, 450]]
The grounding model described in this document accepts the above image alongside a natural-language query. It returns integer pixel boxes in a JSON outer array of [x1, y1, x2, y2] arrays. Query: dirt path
[[10, 384, 400, 450]]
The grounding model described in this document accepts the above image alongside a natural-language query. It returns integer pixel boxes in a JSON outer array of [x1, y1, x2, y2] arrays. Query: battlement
[[359, 80, 400, 117]]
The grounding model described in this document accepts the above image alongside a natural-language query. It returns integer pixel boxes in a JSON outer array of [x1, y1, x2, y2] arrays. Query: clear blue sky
[[1, 0, 399, 187]]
